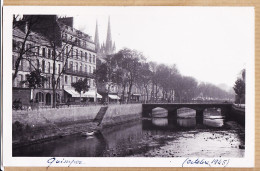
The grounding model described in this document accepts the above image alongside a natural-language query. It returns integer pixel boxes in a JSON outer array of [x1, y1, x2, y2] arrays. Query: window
[[49, 77, 51, 88], [65, 76, 68, 84], [37, 59, 40, 70], [80, 64, 82, 72], [19, 74, 23, 87], [62, 49, 65, 59], [36, 92, 44, 102], [76, 49, 78, 59], [48, 49, 51, 58], [42, 48, 46, 57], [76, 77, 78, 82], [85, 52, 87, 61], [70, 61, 73, 70], [18, 59, 24, 71], [29, 61, 32, 71], [65, 34, 67, 41], [85, 65, 87, 72], [48, 62, 51, 73], [80, 51, 83, 60], [57, 79, 60, 89], [46, 77, 49, 88], [26, 44, 31, 53], [89, 54, 92, 63], [36, 46, 39, 56], [75, 63, 78, 71], [71, 76, 73, 83], [89, 66, 92, 73], [58, 64, 61, 74], [66, 46, 69, 56], [71, 47, 73, 57], [42, 60, 45, 73], [93, 55, 96, 63]]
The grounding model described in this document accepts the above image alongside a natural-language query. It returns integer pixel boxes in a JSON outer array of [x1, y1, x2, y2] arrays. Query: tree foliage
[[23, 69, 47, 89], [71, 78, 90, 94]]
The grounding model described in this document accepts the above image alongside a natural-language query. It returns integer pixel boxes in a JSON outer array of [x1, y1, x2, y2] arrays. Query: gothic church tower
[[94, 17, 116, 58]]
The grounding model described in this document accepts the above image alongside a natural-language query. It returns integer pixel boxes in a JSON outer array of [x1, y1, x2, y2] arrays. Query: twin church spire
[[94, 17, 116, 55]]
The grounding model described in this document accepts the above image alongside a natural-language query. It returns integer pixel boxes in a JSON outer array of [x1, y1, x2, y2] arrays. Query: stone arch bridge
[[142, 103, 233, 123]]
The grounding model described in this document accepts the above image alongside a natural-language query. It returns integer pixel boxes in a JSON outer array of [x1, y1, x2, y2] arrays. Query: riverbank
[[13, 118, 245, 157], [13, 104, 142, 147], [131, 121, 245, 157]]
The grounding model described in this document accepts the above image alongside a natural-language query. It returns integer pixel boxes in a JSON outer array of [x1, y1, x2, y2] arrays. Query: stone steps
[[93, 106, 108, 125]]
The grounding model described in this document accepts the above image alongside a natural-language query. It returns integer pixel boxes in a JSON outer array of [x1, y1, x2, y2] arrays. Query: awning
[[82, 90, 102, 98], [65, 89, 102, 98], [64, 89, 80, 97], [108, 94, 120, 100]]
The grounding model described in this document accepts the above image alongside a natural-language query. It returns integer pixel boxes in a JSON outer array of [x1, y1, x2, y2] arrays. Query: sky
[[69, 7, 254, 88]]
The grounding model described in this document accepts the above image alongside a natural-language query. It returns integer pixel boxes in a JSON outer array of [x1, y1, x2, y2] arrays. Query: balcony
[[64, 68, 94, 78]]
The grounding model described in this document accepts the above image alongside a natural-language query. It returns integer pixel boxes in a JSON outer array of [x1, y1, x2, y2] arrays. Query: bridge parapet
[[142, 103, 233, 118]]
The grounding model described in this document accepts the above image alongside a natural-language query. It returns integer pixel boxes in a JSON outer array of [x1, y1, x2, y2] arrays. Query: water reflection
[[152, 118, 168, 127], [150, 115, 224, 129], [204, 118, 224, 127], [177, 118, 196, 128]]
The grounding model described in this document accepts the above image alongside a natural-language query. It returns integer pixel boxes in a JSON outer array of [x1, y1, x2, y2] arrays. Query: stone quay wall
[[101, 104, 142, 127], [13, 106, 102, 127], [12, 104, 142, 146]]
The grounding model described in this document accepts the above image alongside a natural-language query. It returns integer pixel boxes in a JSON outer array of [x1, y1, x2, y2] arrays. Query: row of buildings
[[12, 15, 148, 107]]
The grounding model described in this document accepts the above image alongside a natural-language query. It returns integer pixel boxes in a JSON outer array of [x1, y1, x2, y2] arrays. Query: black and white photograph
[[3, 6, 254, 167]]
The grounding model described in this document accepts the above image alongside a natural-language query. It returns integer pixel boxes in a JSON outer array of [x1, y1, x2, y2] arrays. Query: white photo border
[[2, 6, 255, 167]]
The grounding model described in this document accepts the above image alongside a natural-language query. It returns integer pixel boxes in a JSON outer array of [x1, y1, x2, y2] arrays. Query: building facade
[[12, 15, 98, 108]]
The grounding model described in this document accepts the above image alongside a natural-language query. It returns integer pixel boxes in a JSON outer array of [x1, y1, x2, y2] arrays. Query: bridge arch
[[177, 107, 196, 118], [151, 107, 168, 117]]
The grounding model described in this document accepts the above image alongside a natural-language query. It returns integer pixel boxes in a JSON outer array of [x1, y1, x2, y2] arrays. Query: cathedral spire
[[105, 16, 113, 54], [94, 20, 100, 52], [113, 41, 116, 52]]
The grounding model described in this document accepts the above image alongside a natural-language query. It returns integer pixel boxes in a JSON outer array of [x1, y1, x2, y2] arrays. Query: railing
[[12, 101, 141, 112]]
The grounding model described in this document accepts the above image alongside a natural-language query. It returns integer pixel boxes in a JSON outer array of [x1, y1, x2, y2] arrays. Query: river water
[[13, 110, 245, 157]]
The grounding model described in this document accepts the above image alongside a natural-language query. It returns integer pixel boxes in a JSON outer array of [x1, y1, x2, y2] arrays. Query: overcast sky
[[69, 7, 254, 87]]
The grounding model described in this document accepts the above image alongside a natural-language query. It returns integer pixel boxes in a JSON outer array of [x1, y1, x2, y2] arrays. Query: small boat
[[81, 131, 95, 137]]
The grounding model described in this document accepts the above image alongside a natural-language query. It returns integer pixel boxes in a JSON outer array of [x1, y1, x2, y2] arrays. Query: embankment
[[12, 104, 142, 146], [101, 104, 142, 127], [230, 106, 245, 126]]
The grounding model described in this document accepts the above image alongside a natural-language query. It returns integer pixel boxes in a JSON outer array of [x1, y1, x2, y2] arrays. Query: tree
[[114, 48, 144, 103], [24, 69, 47, 89], [13, 15, 41, 81], [22, 69, 47, 101], [137, 62, 152, 103], [71, 78, 90, 103], [233, 78, 245, 105], [94, 55, 118, 104]]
